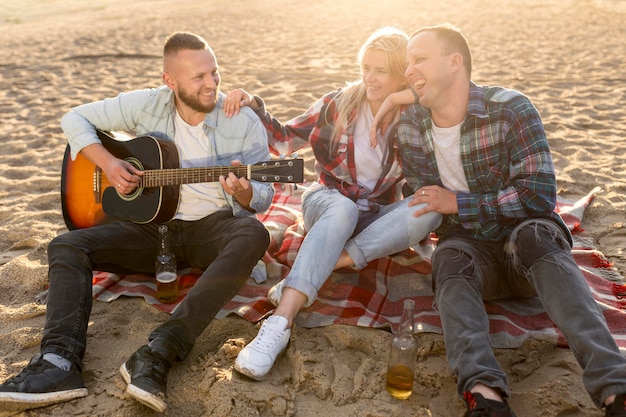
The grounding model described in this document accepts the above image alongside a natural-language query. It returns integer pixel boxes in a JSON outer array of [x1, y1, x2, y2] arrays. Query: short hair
[[411, 23, 472, 76], [163, 31, 210, 56]]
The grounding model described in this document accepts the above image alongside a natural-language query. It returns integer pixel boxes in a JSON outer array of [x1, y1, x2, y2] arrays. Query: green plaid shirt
[[396, 82, 570, 242]]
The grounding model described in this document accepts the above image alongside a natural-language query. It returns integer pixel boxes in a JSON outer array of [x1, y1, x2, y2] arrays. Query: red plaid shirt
[[253, 90, 404, 208]]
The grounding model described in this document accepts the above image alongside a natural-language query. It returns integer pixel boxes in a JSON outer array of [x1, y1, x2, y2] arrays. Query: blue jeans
[[431, 218, 626, 407], [275, 186, 442, 306], [42, 211, 269, 369]]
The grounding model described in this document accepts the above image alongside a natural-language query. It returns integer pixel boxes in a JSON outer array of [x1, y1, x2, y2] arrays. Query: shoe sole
[[234, 361, 267, 381], [0, 388, 88, 411], [233, 339, 290, 382], [119, 363, 166, 413]]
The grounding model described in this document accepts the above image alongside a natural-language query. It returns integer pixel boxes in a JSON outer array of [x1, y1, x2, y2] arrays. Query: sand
[[0, 0, 625, 416]]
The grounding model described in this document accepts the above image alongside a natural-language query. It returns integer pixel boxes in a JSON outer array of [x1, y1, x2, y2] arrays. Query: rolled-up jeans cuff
[[282, 275, 318, 308], [344, 240, 367, 270]]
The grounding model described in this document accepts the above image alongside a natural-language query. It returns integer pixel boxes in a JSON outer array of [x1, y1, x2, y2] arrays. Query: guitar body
[[61, 130, 304, 230], [61, 131, 180, 230]]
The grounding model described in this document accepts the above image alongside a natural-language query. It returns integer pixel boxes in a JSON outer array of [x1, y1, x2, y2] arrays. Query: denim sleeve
[[222, 108, 275, 216], [60, 89, 165, 160]]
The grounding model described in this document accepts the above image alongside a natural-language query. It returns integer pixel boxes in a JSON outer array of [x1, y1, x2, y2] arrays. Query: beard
[[177, 86, 218, 113]]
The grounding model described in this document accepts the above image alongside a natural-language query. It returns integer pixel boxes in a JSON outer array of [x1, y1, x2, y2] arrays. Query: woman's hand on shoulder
[[223, 88, 256, 117], [370, 88, 417, 147]]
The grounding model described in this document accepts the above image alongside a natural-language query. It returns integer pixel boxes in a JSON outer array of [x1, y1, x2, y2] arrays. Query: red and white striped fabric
[[93, 185, 626, 351]]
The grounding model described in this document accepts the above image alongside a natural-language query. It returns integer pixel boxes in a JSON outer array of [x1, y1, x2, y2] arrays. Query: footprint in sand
[[0, 242, 37, 266]]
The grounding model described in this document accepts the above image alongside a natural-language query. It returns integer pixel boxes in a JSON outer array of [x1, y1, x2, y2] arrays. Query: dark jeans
[[431, 219, 626, 407], [42, 211, 269, 369]]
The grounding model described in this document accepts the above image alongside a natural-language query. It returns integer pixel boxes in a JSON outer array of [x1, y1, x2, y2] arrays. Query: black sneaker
[[464, 391, 517, 417], [0, 353, 87, 411], [606, 393, 626, 417], [119, 345, 171, 412]]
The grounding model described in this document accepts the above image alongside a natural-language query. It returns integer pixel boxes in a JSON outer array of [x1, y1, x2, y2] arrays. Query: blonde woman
[[224, 27, 442, 381]]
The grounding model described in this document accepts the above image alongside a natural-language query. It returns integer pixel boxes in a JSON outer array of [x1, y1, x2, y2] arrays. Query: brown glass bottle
[[386, 299, 417, 400], [155, 225, 178, 303]]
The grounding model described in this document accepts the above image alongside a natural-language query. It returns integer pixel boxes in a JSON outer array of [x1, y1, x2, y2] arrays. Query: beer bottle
[[386, 298, 417, 399], [155, 224, 178, 303]]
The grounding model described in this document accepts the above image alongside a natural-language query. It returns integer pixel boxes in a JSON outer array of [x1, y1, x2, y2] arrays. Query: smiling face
[[361, 48, 407, 114], [163, 48, 221, 122], [405, 30, 456, 111]]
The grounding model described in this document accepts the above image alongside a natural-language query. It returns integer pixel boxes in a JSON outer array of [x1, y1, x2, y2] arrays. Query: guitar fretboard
[[141, 166, 250, 187]]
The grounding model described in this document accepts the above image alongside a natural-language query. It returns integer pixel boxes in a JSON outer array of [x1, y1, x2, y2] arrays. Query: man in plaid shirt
[[378, 23, 626, 417]]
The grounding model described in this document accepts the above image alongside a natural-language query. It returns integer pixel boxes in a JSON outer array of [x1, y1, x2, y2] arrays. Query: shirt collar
[[402, 81, 487, 124], [467, 81, 488, 119]]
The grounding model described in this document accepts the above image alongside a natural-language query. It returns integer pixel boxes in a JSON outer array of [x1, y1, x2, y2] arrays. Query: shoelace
[[8, 357, 50, 384], [138, 352, 168, 383], [2, 358, 59, 390], [251, 323, 284, 353]]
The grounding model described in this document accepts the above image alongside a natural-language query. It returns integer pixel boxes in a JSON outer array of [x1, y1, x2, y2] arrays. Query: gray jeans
[[431, 218, 626, 407]]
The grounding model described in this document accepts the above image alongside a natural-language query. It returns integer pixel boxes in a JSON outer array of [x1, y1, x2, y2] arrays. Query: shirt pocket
[[214, 135, 246, 164], [216, 151, 245, 165]]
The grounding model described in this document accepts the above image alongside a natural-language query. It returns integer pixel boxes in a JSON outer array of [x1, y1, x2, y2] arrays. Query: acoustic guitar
[[61, 130, 303, 230]]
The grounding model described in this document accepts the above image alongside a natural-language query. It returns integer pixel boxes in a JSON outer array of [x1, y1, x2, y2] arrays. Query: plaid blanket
[[92, 184, 626, 351]]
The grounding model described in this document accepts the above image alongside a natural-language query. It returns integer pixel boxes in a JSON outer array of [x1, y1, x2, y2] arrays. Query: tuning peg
[[278, 154, 286, 159]]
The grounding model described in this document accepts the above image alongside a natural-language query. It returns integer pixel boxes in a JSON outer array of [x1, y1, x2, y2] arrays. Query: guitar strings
[[137, 162, 297, 186]]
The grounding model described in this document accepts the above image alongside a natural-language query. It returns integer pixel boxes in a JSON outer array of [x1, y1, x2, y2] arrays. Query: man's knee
[[431, 244, 476, 288], [245, 219, 270, 246], [47, 232, 82, 263], [510, 220, 570, 266]]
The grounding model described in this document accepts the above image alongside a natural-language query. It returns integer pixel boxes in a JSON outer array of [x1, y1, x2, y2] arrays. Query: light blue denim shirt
[[60, 85, 274, 216]]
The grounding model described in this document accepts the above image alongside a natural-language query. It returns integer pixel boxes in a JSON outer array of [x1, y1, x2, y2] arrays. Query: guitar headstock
[[250, 158, 304, 183]]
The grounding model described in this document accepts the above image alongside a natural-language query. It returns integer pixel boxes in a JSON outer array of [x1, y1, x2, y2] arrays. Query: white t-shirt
[[354, 103, 388, 210], [431, 121, 469, 193], [173, 111, 227, 220]]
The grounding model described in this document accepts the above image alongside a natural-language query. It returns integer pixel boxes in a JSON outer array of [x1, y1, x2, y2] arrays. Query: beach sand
[[1, 0, 625, 416]]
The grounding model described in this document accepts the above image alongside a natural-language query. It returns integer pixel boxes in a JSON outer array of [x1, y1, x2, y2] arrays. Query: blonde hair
[[329, 27, 409, 149]]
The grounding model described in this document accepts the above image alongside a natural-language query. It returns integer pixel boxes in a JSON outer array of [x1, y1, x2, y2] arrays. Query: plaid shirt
[[253, 90, 404, 208], [396, 82, 570, 242]]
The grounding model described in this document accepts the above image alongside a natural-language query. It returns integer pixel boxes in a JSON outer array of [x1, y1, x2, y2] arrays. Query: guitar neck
[[141, 166, 249, 187]]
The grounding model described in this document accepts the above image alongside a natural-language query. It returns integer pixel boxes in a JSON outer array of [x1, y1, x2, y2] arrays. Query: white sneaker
[[234, 315, 290, 381]]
